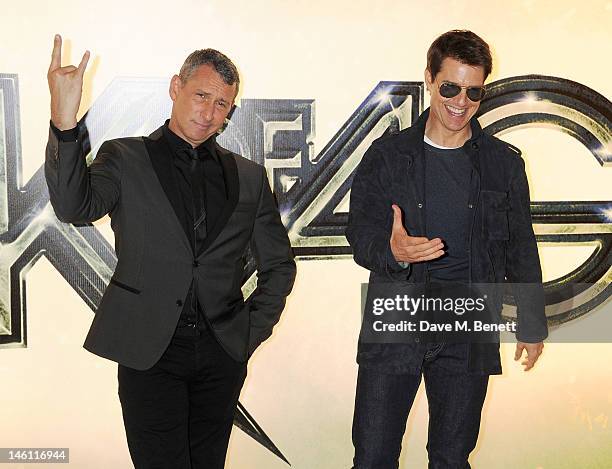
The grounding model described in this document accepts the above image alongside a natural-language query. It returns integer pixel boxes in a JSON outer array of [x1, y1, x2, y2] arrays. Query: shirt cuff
[[50, 121, 78, 142], [386, 243, 410, 273]]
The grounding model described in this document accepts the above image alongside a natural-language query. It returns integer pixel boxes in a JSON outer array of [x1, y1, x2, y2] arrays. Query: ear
[[424, 68, 433, 92], [169, 74, 181, 102]]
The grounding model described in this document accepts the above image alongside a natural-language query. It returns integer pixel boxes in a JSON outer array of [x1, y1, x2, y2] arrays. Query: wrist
[[51, 119, 77, 131], [50, 111, 77, 131]]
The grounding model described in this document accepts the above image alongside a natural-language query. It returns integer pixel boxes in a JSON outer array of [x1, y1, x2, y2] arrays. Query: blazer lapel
[[197, 143, 240, 256], [143, 126, 191, 251]]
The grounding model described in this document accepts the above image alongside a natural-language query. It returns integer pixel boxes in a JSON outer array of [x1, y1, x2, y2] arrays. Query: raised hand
[[390, 204, 445, 263], [47, 34, 90, 130]]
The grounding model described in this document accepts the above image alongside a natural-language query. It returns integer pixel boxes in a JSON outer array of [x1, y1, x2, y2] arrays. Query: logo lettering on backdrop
[[0, 73, 609, 463]]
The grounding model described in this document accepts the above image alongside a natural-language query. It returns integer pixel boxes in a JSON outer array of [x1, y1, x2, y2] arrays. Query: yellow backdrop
[[0, 1, 610, 467]]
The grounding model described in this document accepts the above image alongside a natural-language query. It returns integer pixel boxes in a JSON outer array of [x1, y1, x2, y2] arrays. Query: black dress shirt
[[162, 121, 227, 244], [162, 122, 227, 333]]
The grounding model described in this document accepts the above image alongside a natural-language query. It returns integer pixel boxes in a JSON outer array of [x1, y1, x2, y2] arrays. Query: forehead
[[183, 64, 237, 99], [437, 57, 485, 86]]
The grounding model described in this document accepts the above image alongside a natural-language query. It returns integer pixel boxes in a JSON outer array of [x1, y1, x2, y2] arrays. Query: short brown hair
[[427, 30, 492, 80]]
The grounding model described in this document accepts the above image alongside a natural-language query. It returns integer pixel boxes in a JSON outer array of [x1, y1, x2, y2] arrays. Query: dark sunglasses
[[439, 81, 486, 102]]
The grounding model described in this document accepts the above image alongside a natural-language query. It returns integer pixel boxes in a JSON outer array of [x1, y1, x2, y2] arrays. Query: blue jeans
[[352, 343, 489, 469]]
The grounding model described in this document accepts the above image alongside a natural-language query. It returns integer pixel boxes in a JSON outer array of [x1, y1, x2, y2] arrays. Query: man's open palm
[[390, 204, 444, 263]]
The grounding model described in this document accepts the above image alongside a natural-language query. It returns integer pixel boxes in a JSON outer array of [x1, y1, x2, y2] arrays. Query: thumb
[[514, 343, 523, 361], [391, 204, 407, 235]]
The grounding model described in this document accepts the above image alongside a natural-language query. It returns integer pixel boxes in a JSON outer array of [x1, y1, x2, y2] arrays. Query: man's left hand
[[514, 342, 544, 371]]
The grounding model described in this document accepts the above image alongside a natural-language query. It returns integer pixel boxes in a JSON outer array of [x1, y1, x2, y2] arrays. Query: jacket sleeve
[[247, 166, 297, 355], [45, 125, 121, 224], [345, 144, 411, 279], [506, 154, 548, 343]]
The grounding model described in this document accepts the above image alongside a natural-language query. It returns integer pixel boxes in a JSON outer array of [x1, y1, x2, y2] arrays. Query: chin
[[197, 126, 217, 137], [443, 120, 469, 133], [187, 130, 208, 142]]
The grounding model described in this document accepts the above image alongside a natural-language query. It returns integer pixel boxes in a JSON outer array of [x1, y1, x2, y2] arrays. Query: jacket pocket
[[109, 278, 141, 295], [481, 190, 510, 240]]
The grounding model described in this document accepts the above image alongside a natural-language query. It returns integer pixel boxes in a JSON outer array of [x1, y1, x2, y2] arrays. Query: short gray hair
[[179, 49, 240, 95]]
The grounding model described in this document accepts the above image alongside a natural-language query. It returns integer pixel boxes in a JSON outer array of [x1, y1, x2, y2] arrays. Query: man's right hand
[[390, 204, 444, 263], [47, 34, 90, 130]]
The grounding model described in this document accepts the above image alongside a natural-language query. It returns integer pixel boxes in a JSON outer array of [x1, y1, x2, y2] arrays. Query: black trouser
[[118, 326, 247, 469]]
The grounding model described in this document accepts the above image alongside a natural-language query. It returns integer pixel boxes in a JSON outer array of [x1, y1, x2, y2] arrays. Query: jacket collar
[[144, 126, 191, 252], [162, 120, 221, 164], [397, 108, 483, 176], [143, 125, 240, 257], [398, 107, 483, 156]]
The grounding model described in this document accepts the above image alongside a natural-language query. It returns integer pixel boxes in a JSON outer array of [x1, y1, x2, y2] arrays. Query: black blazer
[[45, 125, 296, 370]]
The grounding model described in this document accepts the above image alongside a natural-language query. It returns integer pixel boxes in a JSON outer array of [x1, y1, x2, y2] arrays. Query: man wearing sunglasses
[[347, 30, 547, 468]]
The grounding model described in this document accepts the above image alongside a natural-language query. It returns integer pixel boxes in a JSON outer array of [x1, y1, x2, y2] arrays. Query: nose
[[455, 89, 468, 106], [200, 101, 214, 122]]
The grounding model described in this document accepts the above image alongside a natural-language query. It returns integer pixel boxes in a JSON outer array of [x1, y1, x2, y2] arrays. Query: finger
[[77, 50, 90, 77], [523, 354, 537, 370], [531, 349, 543, 362], [406, 236, 443, 247], [411, 250, 445, 262], [405, 238, 444, 254], [414, 241, 444, 254], [391, 204, 407, 235], [522, 360, 534, 371], [49, 34, 62, 72], [418, 243, 445, 258], [405, 244, 445, 261]]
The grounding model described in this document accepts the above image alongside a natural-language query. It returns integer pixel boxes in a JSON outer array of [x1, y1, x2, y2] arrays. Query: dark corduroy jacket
[[346, 109, 548, 375]]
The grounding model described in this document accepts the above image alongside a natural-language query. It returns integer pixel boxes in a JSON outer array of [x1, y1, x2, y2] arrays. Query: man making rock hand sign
[[45, 35, 295, 469]]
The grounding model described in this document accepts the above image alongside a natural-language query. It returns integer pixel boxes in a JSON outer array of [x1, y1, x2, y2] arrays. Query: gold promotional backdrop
[[1, 1, 611, 468]]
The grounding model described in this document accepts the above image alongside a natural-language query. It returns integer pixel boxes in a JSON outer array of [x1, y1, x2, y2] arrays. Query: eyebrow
[[442, 80, 484, 88], [195, 90, 230, 104]]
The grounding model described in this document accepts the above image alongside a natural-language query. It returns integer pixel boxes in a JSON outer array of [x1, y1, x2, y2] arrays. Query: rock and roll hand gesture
[[47, 34, 90, 130]]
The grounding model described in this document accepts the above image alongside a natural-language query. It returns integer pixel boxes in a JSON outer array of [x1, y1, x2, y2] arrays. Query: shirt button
[[414, 337, 420, 343], [468, 204, 474, 209], [176, 300, 183, 307], [193, 261, 199, 267], [417, 203, 423, 209]]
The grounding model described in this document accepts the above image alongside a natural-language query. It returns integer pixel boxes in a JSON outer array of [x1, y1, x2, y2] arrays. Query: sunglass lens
[[439, 82, 461, 98], [466, 87, 486, 101]]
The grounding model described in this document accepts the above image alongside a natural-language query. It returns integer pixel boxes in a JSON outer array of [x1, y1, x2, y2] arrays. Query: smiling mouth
[[444, 104, 467, 117]]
